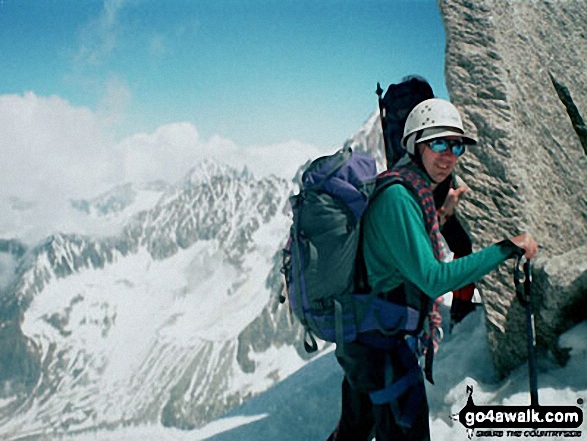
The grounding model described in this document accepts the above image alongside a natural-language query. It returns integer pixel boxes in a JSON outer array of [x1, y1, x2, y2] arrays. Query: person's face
[[417, 136, 462, 183]]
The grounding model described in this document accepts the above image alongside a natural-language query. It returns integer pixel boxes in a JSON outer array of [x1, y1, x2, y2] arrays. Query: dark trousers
[[328, 338, 431, 441]]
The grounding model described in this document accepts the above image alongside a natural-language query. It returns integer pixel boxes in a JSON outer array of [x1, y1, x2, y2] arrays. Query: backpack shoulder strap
[[370, 173, 404, 204], [354, 171, 404, 294]]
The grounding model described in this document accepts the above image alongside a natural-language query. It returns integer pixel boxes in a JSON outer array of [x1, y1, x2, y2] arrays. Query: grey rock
[[490, 248, 587, 377], [537, 247, 587, 354], [439, 0, 587, 376]]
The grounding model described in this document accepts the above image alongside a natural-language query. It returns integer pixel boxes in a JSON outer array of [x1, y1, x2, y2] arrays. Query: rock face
[[439, 0, 587, 376]]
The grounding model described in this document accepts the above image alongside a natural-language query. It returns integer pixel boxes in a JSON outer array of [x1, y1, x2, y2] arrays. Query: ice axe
[[514, 257, 539, 407]]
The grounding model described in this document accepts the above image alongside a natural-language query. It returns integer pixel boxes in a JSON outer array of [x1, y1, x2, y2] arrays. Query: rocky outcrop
[[439, 0, 587, 377], [495, 248, 587, 377], [533, 247, 587, 360]]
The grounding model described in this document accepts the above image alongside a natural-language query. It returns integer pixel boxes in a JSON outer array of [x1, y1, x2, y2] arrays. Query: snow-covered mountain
[[0, 159, 315, 439]]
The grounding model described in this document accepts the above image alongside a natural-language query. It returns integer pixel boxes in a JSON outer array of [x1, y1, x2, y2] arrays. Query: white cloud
[[0, 92, 122, 242], [0, 92, 118, 201], [117, 122, 325, 183], [118, 122, 204, 184], [0, 92, 325, 243], [229, 140, 325, 180]]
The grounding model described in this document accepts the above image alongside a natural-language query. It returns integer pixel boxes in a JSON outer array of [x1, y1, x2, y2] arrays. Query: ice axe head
[[514, 256, 532, 305]]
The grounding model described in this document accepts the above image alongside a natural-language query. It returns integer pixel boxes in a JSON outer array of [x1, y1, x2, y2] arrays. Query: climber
[[328, 98, 538, 441]]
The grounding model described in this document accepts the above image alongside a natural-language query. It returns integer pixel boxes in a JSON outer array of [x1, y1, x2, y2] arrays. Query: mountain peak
[[181, 159, 250, 189]]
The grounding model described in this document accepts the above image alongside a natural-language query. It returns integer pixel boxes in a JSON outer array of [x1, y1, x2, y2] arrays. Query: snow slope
[[57, 312, 587, 441]]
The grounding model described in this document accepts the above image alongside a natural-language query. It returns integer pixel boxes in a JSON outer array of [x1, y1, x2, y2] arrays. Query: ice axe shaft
[[515, 257, 539, 407]]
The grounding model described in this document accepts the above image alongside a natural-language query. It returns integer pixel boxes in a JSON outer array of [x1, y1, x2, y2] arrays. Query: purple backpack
[[282, 147, 421, 354]]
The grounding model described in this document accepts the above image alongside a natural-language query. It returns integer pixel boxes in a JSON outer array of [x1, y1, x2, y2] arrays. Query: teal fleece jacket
[[363, 184, 518, 300]]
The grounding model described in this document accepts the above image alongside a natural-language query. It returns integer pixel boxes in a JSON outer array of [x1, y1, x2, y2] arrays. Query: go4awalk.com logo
[[452, 386, 584, 439]]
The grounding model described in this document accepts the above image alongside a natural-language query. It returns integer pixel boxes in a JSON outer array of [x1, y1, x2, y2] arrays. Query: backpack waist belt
[[331, 289, 421, 358], [353, 284, 423, 337], [353, 294, 420, 336]]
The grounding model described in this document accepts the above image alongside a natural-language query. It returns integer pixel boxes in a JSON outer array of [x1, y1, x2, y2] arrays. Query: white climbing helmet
[[402, 98, 477, 154]]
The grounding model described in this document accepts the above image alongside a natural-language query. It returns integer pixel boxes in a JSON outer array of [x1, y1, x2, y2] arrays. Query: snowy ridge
[[156, 159, 249, 208], [127, 163, 288, 263], [343, 110, 387, 172], [181, 159, 244, 190], [4, 233, 132, 317]]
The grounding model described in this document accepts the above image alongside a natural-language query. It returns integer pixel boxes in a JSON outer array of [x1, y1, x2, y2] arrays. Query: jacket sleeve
[[365, 185, 519, 299]]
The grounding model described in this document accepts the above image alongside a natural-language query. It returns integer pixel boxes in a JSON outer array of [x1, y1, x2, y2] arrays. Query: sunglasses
[[427, 138, 467, 157]]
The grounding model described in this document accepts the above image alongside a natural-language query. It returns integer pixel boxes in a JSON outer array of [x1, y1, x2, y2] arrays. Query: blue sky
[[0, 0, 447, 148], [0, 0, 447, 240]]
